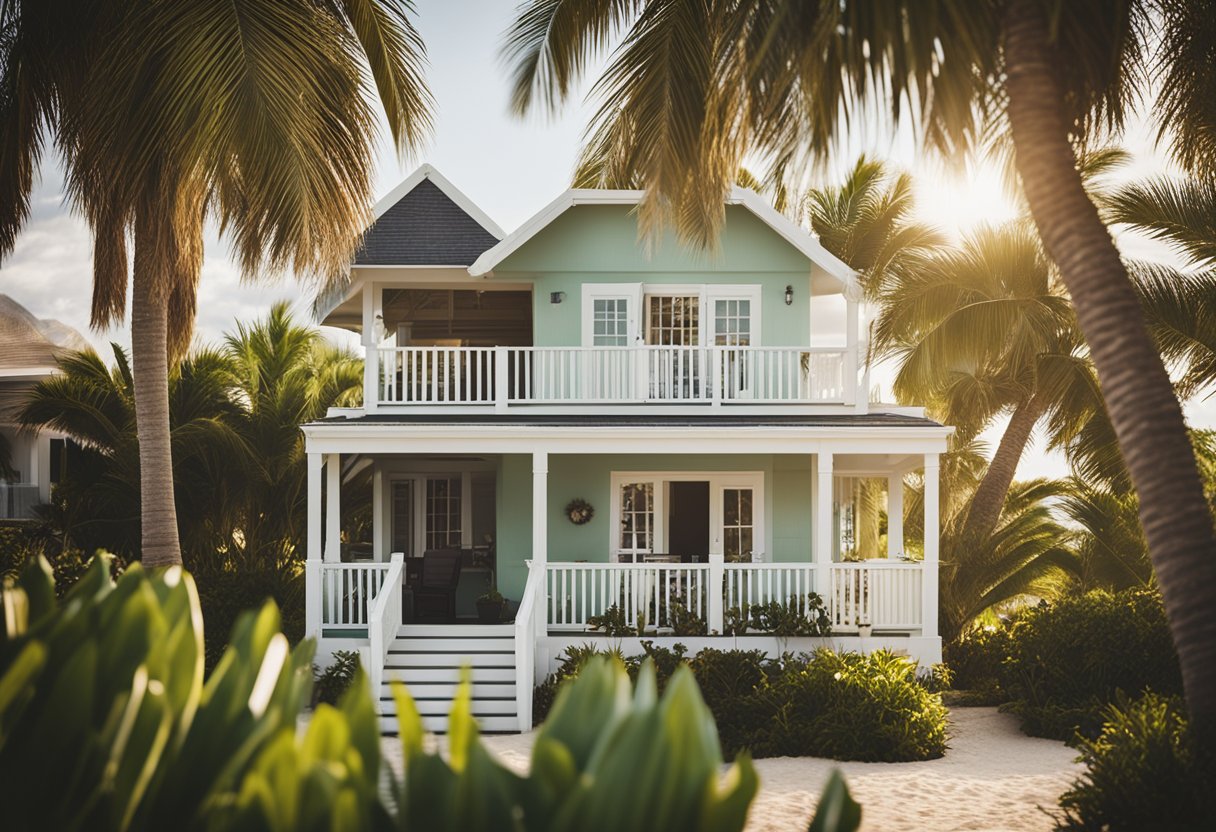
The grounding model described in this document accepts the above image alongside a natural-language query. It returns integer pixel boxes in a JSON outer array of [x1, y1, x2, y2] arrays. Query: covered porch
[[301, 419, 946, 649]]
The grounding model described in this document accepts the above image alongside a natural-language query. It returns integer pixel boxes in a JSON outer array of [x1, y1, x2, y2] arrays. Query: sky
[[1, 0, 1210, 481]]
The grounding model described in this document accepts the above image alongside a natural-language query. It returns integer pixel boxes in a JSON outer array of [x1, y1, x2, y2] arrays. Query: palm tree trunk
[[1004, 0, 1216, 735], [959, 395, 1045, 550], [130, 208, 183, 568]]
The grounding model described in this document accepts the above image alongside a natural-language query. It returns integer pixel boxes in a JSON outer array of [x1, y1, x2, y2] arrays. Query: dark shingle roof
[[310, 412, 945, 429], [354, 178, 500, 266]]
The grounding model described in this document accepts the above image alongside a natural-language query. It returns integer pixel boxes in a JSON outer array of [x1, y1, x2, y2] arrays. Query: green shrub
[[314, 649, 360, 706], [587, 603, 636, 636], [1055, 693, 1209, 831], [191, 561, 304, 673], [534, 644, 947, 763], [1, 554, 864, 832], [945, 623, 1018, 704], [770, 650, 949, 762], [1002, 589, 1181, 741]]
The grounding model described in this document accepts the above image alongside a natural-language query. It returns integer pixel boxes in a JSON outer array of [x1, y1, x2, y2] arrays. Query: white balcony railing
[[372, 345, 854, 409], [542, 559, 923, 634]]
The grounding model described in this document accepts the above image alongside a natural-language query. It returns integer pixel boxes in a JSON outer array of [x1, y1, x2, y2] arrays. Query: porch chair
[[414, 550, 463, 623]]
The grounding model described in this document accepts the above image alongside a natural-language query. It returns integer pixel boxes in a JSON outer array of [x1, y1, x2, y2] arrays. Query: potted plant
[[476, 589, 505, 624]]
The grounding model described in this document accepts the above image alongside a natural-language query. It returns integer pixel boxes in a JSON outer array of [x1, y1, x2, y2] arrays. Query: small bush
[[945, 624, 1018, 704], [314, 650, 360, 706], [534, 645, 947, 763], [1055, 693, 1209, 831], [192, 562, 304, 673], [587, 604, 636, 636], [1002, 589, 1181, 741]]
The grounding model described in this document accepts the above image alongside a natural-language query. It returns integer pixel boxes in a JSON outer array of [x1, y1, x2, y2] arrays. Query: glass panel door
[[713, 297, 753, 398], [425, 476, 463, 550], [618, 481, 656, 561], [720, 487, 755, 562], [646, 295, 702, 399]]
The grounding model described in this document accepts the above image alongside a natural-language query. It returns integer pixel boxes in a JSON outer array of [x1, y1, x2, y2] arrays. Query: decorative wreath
[[565, 498, 595, 525]]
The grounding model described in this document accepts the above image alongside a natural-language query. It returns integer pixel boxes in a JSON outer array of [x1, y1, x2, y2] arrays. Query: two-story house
[[303, 166, 952, 733]]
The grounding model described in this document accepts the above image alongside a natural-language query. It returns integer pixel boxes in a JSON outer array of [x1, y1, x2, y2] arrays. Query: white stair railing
[[359, 553, 405, 697], [514, 560, 543, 732]]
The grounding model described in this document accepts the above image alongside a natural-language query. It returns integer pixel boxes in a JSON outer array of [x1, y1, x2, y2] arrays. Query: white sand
[[383, 707, 1083, 832]]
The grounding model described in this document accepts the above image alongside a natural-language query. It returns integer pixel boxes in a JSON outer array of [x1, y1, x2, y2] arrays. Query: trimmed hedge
[[945, 589, 1182, 742], [535, 643, 948, 763]]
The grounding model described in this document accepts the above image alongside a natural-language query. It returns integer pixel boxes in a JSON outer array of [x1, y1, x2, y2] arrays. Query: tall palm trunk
[[130, 205, 182, 568], [958, 395, 1045, 550], [1005, 0, 1216, 736]]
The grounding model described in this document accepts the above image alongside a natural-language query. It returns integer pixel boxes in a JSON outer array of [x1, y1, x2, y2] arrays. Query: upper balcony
[[366, 343, 863, 412], [318, 166, 877, 417]]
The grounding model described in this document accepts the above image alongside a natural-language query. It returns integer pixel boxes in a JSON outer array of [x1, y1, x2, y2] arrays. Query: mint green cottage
[[304, 166, 953, 733]]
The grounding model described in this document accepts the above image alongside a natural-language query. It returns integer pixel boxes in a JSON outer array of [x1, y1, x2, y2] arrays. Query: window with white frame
[[721, 487, 755, 562], [646, 295, 700, 345], [592, 298, 630, 346], [713, 298, 752, 346]]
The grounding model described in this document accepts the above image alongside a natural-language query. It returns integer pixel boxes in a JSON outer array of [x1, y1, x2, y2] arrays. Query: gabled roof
[[353, 164, 503, 267], [468, 187, 861, 297]]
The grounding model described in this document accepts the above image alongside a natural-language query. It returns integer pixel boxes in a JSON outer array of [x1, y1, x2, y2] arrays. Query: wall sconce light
[[550, 291, 566, 304], [784, 285, 794, 306]]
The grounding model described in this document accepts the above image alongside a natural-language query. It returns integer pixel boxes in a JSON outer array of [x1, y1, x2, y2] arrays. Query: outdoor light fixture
[[784, 285, 794, 305], [550, 291, 566, 304]]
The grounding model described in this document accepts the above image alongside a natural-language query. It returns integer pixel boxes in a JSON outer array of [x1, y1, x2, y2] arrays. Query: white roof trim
[[370, 163, 505, 240], [467, 186, 861, 297]]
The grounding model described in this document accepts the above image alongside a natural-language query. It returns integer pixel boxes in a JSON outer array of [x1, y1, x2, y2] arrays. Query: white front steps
[[378, 625, 520, 734]]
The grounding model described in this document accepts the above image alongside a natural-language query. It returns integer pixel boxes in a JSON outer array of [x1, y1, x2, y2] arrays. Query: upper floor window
[[647, 295, 700, 345], [592, 298, 630, 346], [714, 299, 752, 346]]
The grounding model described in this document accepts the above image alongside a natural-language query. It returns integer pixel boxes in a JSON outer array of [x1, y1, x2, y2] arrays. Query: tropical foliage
[[0, 0, 432, 567], [534, 643, 948, 763], [17, 303, 361, 564], [502, 0, 1216, 735], [0, 555, 861, 832]]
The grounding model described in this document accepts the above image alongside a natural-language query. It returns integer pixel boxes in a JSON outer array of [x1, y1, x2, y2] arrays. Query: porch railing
[[359, 553, 405, 695], [0, 483, 41, 520], [514, 560, 544, 731], [542, 559, 923, 635], [829, 562, 922, 631], [373, 345, 852, 408], [545, 561, 712, 632], [318, 562, 392, 629]]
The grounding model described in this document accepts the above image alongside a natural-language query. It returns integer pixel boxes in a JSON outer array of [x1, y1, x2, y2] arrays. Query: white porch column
[[305, 452, 323, 638], [362, 281, 380, 413], [324, 453, 341, 563], [844, 299, 859, 407], [887, 473, 904, 558], [922, 454, 940, 638], [533, 451, 549, 639], [372, 465, 384, 560], [814, 452, 833, 601]]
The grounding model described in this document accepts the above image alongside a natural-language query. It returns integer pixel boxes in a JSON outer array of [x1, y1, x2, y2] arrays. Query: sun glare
[[915, 163, 1021, 237]]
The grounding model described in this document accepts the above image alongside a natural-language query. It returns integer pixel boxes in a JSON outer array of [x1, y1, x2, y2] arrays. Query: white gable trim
[[371, 163, 506, 239], [467, 187, 861, 299]]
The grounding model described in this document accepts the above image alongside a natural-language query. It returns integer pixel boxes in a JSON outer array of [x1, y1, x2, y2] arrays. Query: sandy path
[[382, 707, 1083, 831]]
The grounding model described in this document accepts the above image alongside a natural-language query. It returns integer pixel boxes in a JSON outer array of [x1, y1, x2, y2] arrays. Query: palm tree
[[795, 156, 943, 297], [1061, 478, 1153, 593], [502, 0, 1216, 732], [0, 1, 432, 567], [873, 223, 1094, 551], [19, 304, 363, 563]]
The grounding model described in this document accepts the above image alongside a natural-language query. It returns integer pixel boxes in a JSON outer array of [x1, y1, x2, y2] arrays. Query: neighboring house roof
[[0, 294, 88, 423], [0, 293, 88, 372], [468, 187, 862, 298], [353, 164, 503, 266]]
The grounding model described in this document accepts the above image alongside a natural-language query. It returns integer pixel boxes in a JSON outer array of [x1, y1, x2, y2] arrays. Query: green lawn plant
[[0, 554, 861, 831]]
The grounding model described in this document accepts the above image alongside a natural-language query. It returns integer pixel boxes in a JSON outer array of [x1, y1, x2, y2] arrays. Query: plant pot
[[858, 624, 873, 638], [476, 600, 504, 624]]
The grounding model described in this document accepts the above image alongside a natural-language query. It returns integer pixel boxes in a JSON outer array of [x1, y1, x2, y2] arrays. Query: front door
[[668, 481, 710, 560]]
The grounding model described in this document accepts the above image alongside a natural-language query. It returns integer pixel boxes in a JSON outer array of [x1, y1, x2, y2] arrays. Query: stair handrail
[[514, 559, 542, 732], [360, 552, 405, 697]]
